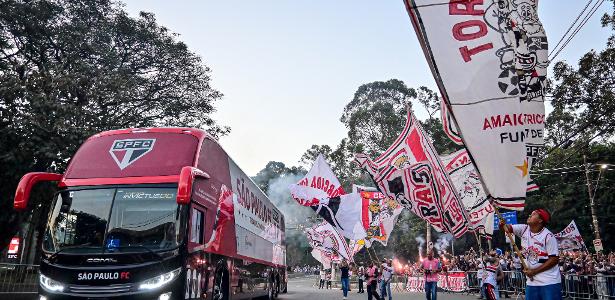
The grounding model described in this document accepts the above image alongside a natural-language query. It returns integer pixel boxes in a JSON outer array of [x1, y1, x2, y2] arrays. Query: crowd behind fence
[[296, 268, 615, 299]]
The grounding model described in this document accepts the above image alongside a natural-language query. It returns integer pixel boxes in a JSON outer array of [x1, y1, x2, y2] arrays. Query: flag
[[440, 98, 463, 146], [355, 110, 471, 238], [440, 99, 540, 194], [290, 154, 367, 240], [305, 221, 352, 261], [404, 0, 547, 209], [440, 149, 494, 237], [360, 191, 403, 246], [555, 221, 587, 251], [311, 249, 332, 269], [348, 239, 365, 258]]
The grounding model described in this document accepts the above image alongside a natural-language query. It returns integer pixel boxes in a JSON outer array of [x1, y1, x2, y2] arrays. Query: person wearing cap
[[499, 208, 562, 300]]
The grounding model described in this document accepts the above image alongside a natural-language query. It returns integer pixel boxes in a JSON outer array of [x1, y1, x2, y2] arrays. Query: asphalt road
[[279, 276, 481, 300]]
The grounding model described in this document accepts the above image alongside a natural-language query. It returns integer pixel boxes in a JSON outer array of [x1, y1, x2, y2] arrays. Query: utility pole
[[426, 222, 432, 254], [584, 155, 603, 252]]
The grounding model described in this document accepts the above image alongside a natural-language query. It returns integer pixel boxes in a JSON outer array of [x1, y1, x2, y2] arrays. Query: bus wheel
[[213, 264, 229, 300], [268, 278, 277, 300]]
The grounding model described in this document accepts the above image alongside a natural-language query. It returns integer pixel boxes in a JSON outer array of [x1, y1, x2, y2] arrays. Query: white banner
[[305, 222, 352, 261], [440, 149, 494, 237], [405, 0, 547, 208], [555, 220, 587, 251]]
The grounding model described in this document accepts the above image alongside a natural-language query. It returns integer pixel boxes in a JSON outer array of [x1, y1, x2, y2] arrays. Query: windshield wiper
[[47, 245, 104, 262], [107, 245, 164, 261]]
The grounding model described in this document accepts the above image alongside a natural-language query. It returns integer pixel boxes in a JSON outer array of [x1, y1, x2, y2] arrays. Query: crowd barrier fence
[[0, 263, 39, 294]]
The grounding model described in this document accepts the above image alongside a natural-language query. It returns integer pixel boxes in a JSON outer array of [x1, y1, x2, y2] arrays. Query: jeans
[[380, 279, 392, 300], [358, 278, 364, 293], [368, 280, 381, 300], [484, 283, 499, 300], [341, 277, 349, 297], [525, 283, 563, 300], [479, 279, 485, 298], [425, 281, 437, 300]]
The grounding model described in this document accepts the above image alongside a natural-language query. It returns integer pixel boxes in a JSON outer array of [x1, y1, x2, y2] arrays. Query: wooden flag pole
[[492, 204, 530, 274]]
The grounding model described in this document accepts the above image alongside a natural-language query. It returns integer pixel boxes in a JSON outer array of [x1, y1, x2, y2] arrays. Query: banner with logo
[[404, 0, 548, 208], [305, 222, 352, 261], [406, 272, 467, 292], [440, 149, 494, 237], [205, 184, 234, 252], [360, 191, 403, 246], [355, 110, 471, 238], [555, 220, 587, 251]]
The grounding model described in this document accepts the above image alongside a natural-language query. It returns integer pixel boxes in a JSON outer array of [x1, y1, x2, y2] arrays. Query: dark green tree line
[[0, 0, 228, 251]]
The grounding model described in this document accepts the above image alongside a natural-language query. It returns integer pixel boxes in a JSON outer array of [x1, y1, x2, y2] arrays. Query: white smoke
[[434, 233, 453, 255], [266, 173, 315, 232], [415, 235, 425, 258]]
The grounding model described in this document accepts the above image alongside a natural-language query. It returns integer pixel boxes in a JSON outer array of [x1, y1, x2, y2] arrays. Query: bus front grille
[[67, 283, 134, 294]]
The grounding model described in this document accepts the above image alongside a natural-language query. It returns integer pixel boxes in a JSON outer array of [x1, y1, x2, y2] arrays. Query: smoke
[[266, 173, 314, 246], [434, 233, 453, 255], [415, 235, 425, 258]]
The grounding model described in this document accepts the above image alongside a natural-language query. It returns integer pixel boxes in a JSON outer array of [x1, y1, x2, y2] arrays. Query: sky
[[122, 1, 613, 176]]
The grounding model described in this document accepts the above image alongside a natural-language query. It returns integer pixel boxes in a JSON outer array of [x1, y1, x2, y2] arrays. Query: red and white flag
[[355, 110, 471, 238], [404, 0, 548, 209], [305, 222, 352, 261], [555, 220, 587, 251], [440, 149, 494, 237], [290, 154, 367, 240], [359, 191, 403, 246]]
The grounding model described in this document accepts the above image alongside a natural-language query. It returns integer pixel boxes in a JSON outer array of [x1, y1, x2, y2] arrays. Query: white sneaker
[[343, 297, 347, 300]]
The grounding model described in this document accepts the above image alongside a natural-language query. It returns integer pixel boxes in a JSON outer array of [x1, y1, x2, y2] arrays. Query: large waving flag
[[404, 0, 547, 209], [290, 155, 367, 240], [440, 149, 494, 238], [360, 191, 403, 246], [355, 110, 471, 238], [305, 221, 352, 261], [555, 221, 587, 251]]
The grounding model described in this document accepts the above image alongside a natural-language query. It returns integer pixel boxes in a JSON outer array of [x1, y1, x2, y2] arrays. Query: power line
[[549, 0, 607, 61], [549, 0, 595, 58]]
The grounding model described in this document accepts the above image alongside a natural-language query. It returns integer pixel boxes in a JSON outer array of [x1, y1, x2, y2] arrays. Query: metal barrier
[[562, 273, 615, 300], [0, 264, 39, 294]]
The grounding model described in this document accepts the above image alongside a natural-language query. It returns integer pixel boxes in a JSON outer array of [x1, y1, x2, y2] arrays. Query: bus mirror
[[60, 191, 73, 213], [14, 172, 63, 211], [177, 166, 210, 205]]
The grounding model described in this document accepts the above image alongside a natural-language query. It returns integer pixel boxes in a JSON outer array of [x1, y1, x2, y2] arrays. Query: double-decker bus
[[13, 128, 287, 300]]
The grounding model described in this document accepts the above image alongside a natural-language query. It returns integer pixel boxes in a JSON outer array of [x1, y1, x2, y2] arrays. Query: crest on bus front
[[109, 139, 156, 170]]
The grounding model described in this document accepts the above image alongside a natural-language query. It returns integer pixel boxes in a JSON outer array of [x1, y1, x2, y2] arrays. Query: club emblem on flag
[[109, 139, 156, 170]]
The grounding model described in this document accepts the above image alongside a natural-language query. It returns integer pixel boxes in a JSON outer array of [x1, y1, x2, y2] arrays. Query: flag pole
[[491, 203, 530, 274]]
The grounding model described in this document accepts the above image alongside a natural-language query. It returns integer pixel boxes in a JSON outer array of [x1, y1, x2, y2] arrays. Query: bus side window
[[190, 207, 205, 244]]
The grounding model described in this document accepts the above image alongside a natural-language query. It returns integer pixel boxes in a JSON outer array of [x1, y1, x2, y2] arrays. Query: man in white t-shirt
[[499, 208, 562, 300]]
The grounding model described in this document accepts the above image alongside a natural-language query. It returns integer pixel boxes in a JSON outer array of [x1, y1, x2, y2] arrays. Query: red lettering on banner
[[452, 20, 488, 41], [449, 0, 485, 15], [459, 43, 493, 62]]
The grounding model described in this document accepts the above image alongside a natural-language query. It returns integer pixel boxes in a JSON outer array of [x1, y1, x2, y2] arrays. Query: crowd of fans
[[292, 248, 615, 298]]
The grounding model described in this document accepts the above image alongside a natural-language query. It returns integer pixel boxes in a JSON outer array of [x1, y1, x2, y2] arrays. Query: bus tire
[[213, 262, 230, 300]]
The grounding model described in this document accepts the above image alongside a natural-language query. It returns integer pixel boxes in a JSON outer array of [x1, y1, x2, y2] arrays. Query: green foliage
[[0, 0, 227, 251]]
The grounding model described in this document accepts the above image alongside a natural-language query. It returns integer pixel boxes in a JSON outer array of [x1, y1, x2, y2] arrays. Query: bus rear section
[[13, 128, 286, 300]]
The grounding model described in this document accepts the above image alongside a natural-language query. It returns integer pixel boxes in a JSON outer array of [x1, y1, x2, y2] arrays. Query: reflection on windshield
[[43, 189, 114, 252], [106, 188, 179, 251], [43, 187, 181, 253]]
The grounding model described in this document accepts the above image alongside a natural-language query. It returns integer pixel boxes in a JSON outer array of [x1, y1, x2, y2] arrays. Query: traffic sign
[[493, 211, 518, 231]]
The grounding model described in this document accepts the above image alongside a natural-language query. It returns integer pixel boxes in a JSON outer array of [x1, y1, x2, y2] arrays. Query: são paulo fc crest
[[109, 139, 156, 170]]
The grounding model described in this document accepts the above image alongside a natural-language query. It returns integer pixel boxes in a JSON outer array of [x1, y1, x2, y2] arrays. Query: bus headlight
[[40, 274, 64, 292], [138, 268, 181, 290]]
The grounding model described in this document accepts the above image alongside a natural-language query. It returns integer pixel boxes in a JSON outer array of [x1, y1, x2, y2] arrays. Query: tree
[[0, 0, 228, 251], [341, 79, 417, 158], [548, 1, 615, 148]]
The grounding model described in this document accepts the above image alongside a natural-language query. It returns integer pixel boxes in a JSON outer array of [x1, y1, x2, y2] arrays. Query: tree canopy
[[0, 0, 228, 251]]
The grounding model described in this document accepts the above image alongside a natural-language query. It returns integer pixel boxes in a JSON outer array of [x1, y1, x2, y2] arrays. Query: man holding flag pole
[[499, 209, 562, 300]]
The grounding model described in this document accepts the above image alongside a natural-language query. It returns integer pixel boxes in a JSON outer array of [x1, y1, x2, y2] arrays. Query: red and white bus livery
[[13, 128, 287, 300]]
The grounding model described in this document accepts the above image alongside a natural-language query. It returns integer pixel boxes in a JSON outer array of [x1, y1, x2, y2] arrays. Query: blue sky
[[122, 1, 613, 176]]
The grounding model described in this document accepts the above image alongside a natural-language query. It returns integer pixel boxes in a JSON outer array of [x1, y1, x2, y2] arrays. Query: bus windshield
[[43, 187, 182, 254]]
